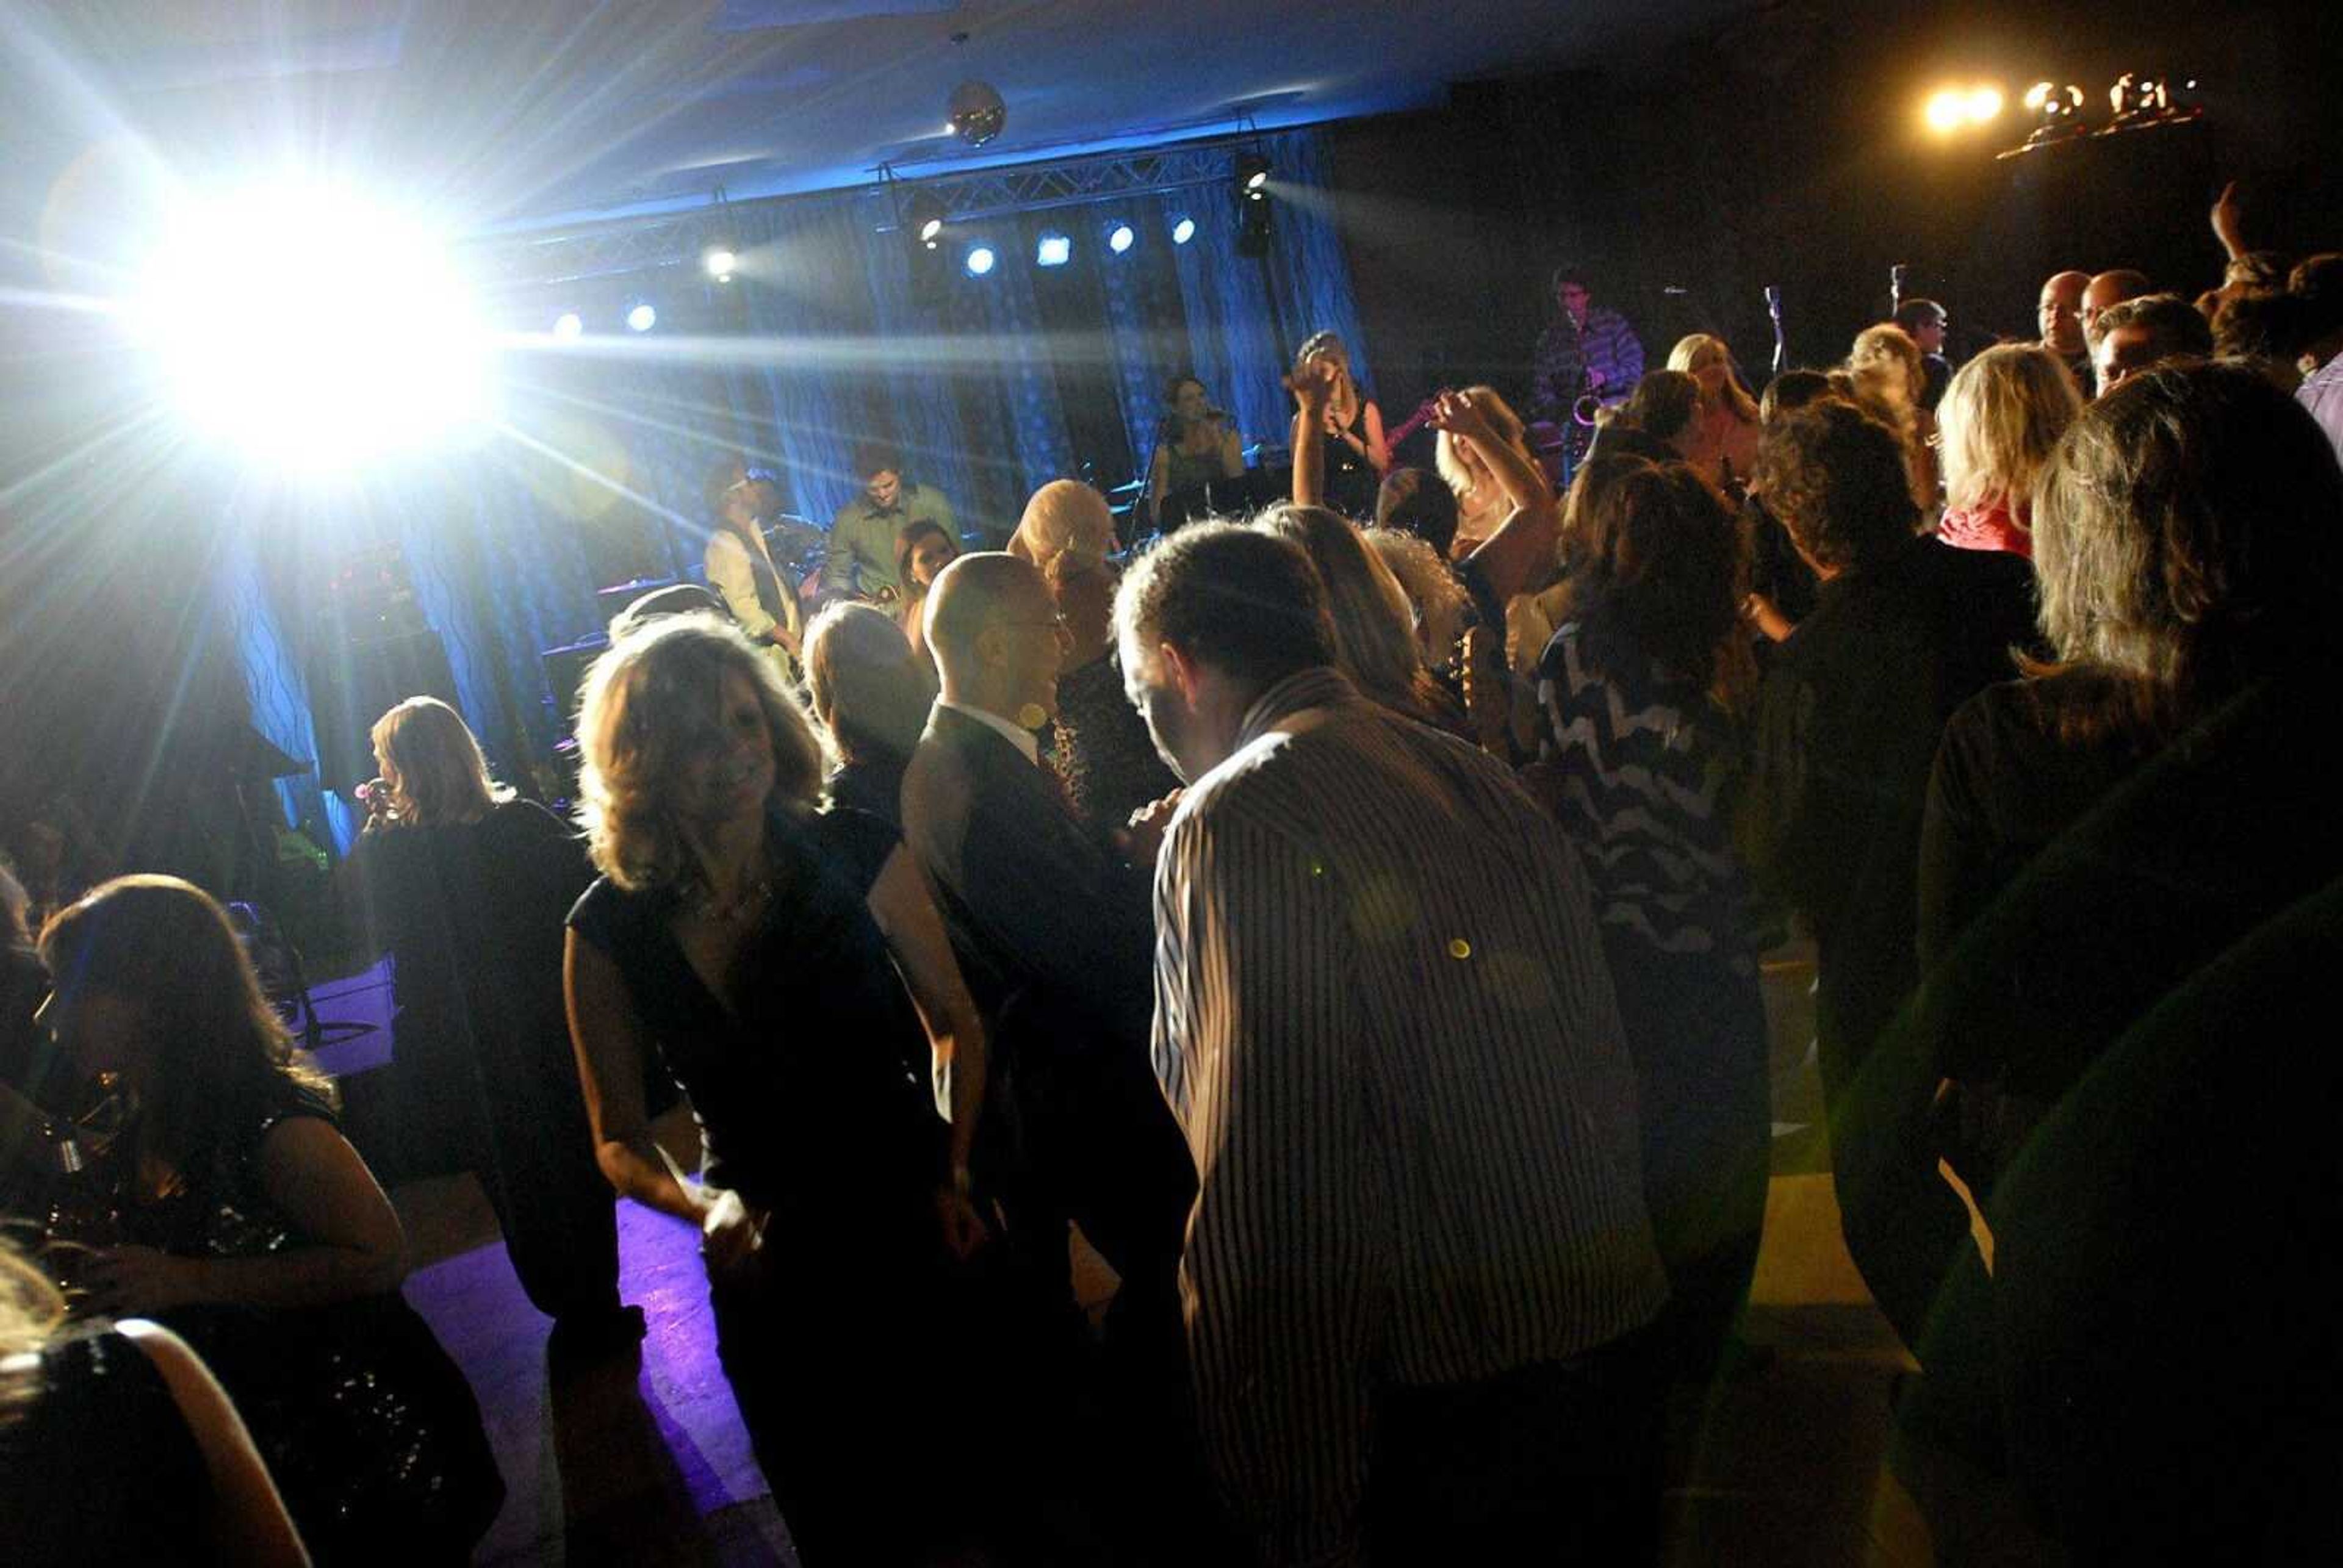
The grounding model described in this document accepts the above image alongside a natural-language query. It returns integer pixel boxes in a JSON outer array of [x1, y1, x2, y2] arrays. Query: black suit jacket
[[900, 705, 1158, 1057]]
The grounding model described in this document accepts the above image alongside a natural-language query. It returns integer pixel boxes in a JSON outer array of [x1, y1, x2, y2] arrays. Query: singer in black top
[[1147, 375, 1246, 530]]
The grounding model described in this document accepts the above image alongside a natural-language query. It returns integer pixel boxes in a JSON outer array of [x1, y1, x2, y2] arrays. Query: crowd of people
[[7, 175, 2343, 1566]]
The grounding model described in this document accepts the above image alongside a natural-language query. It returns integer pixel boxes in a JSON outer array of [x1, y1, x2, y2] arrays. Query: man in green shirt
[[825, 442, 957, 603]]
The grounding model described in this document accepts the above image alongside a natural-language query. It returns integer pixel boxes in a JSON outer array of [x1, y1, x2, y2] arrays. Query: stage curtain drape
[[223, 126, 1370, 854]]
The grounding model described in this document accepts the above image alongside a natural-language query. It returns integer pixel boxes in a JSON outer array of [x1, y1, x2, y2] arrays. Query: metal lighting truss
[[469, 138, 1257, 289]]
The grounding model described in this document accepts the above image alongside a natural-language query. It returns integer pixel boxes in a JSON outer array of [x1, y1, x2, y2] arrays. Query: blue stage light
[[625, 301, 657, 332], [1107, 223, 1135, 254], [965, 245, 996, 277], [1036, 232, 1071, 267], [552, 311, 583, 339], [1172, 216, 1196, 245]]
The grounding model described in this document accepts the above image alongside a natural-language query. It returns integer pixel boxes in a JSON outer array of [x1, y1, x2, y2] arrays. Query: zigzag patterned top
[[1524, 619, 1755, 973]]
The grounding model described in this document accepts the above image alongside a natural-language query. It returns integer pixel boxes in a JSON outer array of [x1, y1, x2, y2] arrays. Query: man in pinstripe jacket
[[1115, 522, 1669, 1567]]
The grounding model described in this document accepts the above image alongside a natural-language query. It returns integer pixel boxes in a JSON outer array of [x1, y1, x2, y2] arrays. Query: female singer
[[1294, 331, 1389, 517], [1145, 375, 1245, 530]]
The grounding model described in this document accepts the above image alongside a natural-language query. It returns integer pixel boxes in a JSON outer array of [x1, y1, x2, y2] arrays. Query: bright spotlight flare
[[1925, 82, 2006, 134], [132, 181, 492, 470], [704, 245, 739, 281]]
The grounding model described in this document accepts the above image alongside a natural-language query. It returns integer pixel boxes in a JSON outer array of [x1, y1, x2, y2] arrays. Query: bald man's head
[[2039, 270, 2090, 356], [923, 552, 1070, 726], [2082, 270, 2153, 340]]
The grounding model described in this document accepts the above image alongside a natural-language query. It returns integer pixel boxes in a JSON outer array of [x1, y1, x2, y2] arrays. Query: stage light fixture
[[965, 244, 996, 277], [2024, 81, 2053, 111], [1967, 85, 2004, 121], [1925, 88, 1970, 132], [904, 190, 948, 251], [131, 181, 491, 470], [626, 301, 657, 332], [1036, 232, 1072, 267], [1236, 196, 1272, 260], [552, 311, 584, 339], [704, 245, 739, 281], [1107, 223, 1136, 255], [1235, 152, 1270, 196], [1172, 215, 1196, 245]]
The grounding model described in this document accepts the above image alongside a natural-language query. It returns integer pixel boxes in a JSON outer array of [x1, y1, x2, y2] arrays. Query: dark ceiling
[[3, 0, 1755, 246]]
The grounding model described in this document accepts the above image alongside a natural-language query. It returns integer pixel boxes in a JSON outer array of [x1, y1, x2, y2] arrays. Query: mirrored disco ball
[[949, 81, 1007, 147]]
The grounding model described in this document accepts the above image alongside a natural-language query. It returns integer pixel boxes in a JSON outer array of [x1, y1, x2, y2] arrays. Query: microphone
[[1890, 262, 1909, 313]]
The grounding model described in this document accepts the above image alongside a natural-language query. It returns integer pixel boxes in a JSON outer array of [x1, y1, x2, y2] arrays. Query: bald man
[[899, 554, 1197, 1378], [2038, 270, 2092, 385], [2081, 269, 2152, 340]]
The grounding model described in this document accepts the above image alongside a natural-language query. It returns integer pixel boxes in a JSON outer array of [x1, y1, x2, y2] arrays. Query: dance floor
[[313, 955, 2060, 1566]]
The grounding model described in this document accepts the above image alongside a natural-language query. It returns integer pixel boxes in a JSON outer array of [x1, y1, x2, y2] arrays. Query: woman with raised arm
[[561, 613, 988, 1566], [1293, 331, 1388, 517]]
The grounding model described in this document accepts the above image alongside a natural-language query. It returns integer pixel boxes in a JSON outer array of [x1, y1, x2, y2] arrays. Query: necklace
[[686, 871, 773, 924]]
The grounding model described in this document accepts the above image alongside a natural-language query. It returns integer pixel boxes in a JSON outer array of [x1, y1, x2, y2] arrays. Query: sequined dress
[[114, 1083, 505, 1564]]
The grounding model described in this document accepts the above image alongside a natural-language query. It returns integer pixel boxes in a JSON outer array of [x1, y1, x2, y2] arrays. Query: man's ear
[[1157, 639, 1201, 705]]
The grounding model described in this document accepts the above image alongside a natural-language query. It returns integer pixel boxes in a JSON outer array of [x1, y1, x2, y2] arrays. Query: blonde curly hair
[[574, 614, 827, 893]]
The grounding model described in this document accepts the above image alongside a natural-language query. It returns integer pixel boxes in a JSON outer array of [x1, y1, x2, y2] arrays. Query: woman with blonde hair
[[1255, 504, 1466, 734], [1006, 477, 1117, 573], [356, 696, 635, 1356], [1846, 323, 1937, 503], [1363, 526, 1472, 672], [1433, 383, 1551, 555], [1669, 334, 1763, 487], [34, 874, 502, 1561], [563, 613, 990, 1565], [1294, 330, 1389, 516], [1932, 344, 2085, 558]]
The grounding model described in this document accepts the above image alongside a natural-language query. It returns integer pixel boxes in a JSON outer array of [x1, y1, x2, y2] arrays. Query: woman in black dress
[[354, 696, 636, 1356], [34, 875, 503, 1563], [563, 613, 990, 1565]]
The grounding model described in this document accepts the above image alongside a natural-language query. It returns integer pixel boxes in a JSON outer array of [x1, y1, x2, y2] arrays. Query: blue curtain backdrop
[[229, 128, 1370, 853]]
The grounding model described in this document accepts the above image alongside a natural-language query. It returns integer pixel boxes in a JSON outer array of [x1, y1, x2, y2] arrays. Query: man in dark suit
[[899, 553, 1195, 1361]]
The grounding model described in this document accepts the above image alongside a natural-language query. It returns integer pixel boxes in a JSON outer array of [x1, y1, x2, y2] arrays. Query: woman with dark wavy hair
[[35, 875, 502, 1563], [1521, 462, 1768, 1379]]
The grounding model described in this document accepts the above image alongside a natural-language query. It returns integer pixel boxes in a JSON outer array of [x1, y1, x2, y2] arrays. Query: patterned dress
[[1523, 615, 1769, 1370]]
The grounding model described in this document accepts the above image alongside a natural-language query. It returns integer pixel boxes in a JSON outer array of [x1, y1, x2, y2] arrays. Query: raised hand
[[1284, 354, 1341, 419]]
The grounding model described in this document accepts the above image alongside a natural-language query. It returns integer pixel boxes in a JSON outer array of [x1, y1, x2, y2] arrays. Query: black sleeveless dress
[[566, 803, 956, 1564], [1, 1323, 212, 1564]]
